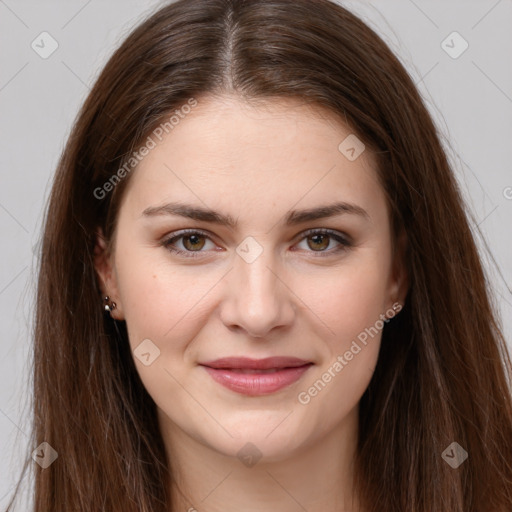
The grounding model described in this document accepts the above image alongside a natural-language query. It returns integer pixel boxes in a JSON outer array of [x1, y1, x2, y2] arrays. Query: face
[[95, 94, 407, 463]]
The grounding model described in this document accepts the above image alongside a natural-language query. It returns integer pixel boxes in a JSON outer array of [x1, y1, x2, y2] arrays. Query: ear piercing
[[103, 296, 117, 312], [384, 302, 402, 322]]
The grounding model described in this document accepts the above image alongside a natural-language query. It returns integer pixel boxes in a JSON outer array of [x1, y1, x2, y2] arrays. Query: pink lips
[[200, 357, 313, 396]]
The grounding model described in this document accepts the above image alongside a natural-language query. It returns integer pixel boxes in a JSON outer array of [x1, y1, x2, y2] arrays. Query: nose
[[219, 246, 296, 338]]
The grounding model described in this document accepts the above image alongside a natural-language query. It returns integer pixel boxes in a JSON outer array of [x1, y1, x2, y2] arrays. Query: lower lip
[[202, 364, 313, 396]]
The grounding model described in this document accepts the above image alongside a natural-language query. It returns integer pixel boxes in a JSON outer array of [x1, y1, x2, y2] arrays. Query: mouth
[[199, 357, 314, 396]]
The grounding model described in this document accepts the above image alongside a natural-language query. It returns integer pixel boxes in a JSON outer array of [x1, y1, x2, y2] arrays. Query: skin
[[95, 94, 408, 512]]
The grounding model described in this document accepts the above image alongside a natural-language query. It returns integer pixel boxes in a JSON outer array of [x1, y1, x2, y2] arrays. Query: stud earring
[[103, 296, 117, 312], [384, 302, 402, 323]]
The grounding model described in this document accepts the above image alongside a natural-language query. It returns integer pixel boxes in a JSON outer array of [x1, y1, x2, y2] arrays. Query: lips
[[200, 356, 311, 370], [199, 357, 313, 395]]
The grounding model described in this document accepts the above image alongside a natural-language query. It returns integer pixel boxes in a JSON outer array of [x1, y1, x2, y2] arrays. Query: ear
[[387, 226, 409, 311], [93, 228, 124, 320]]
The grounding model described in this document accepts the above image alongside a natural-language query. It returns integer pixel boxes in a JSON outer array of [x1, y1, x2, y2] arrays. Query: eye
[[161, 228, 351, 259], [161, 229, 216, 258], [293, 228, 351, 256]]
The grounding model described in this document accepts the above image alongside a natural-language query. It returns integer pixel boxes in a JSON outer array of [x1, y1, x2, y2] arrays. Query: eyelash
[[160, 228, 352, 259]]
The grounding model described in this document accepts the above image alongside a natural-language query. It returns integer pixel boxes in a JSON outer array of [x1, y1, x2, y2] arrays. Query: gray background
[[1, 0, 511, 507]]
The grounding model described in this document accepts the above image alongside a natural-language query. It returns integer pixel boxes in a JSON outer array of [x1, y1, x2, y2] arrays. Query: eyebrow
[[141, 200, 369, 228]]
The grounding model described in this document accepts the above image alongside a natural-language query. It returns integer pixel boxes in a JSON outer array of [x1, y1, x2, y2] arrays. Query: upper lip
[[200, 357, 312, 370]]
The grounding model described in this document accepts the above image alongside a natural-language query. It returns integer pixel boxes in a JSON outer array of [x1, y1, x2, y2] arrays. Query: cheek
[[114, 253, 211, 406], [293, 265, 387, 438], [291, 253, 389, 404], [298, 256, 390, 345], [115, 248, 220, 353]]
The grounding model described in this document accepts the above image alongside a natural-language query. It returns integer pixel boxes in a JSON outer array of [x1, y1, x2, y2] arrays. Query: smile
[[199, 357, 314, 395]]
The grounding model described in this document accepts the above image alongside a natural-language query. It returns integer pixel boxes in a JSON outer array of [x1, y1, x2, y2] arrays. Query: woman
[[7, 0, 512, 510]]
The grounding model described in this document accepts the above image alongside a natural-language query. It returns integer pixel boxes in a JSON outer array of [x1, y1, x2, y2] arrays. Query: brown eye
[[306, 233, 330, 251], [182, 233, 206, 251], [162, 230, 215, 258], [295, 228, 351, 256], [162, 228, 351, 259]]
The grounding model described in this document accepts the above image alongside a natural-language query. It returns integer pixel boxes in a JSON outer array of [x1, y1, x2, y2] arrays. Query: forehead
[[119, 95, 386, 225]]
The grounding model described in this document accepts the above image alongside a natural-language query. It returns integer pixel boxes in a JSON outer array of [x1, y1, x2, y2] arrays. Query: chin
[[197, 413, 310, 462]]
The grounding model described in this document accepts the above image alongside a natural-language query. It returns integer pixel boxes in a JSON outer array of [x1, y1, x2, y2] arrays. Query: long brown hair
[[7, 0, 512, 510]]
